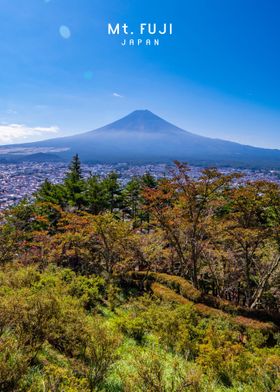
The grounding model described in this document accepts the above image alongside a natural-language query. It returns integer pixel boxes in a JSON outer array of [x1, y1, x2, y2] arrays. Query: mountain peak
[[130, 109, 152, 114], [4, 110, 280, 168], [118, 109, 163, 121], [96, 109, 186, 135], [129, 109, 156, 116]]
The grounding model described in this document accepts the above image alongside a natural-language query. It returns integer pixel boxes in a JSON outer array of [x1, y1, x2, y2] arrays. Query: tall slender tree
[[65, 154, 85, 208]]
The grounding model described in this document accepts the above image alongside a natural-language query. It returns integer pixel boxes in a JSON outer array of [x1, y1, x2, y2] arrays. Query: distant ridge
[[1, 110, 280, 168]]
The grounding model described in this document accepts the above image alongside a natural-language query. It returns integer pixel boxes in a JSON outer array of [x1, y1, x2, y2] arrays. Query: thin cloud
[[6, 109, 18, 115], [0, 123, 59, 144], [113, 92, 124, 98]]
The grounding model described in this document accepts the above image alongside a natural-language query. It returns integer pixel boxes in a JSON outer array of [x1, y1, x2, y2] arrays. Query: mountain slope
[[1, 110, 280, 168]]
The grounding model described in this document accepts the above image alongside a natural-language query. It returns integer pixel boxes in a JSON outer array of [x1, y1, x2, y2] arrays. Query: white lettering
[[140, 23, 147, 34], [108, 23, 120, 35]]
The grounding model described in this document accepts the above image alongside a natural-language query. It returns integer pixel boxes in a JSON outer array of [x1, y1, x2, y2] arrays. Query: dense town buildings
[[1, 161, 280, 211]]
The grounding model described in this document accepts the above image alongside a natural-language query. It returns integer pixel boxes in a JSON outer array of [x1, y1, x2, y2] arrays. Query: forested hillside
[[0, 155, 279, 391]]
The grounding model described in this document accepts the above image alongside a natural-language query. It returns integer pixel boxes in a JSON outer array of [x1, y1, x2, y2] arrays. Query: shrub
[[84, 317, 122, 391], [68, 275, 105, 310], [0, 332, 30, 391], [117, 345, 204, 392]]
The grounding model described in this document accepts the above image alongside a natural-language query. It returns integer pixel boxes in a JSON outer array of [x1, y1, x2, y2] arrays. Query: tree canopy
[[0, 156, 279, 391]]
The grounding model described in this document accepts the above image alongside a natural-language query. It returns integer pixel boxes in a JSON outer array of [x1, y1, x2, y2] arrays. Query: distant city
[[1, 161, 280, 211]]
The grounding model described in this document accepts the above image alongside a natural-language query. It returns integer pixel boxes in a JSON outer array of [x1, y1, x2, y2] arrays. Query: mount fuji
[[1, 110, 280, 168]]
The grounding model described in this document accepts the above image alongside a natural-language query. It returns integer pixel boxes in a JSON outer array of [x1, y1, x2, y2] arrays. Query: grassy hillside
[[0, 264, 279, 392]]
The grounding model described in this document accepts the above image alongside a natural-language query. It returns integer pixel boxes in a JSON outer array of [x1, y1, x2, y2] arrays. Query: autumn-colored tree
[[220, 181, 280, 309], [2, 158, 280, 311], [143, 162, 239, 288]]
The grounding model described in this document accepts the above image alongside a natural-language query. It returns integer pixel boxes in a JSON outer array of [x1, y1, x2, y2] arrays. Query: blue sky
[[0, 0, 280, 147]]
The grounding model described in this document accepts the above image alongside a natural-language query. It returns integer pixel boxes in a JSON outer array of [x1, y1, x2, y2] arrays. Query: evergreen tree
[[141, 172, 157, 189], [122, 174, 157, 223], [36, 179, 66, 207], [85, 175, 107, 214], [64, 154, 85, 208], [65, 154, 83, 183], [102, 172, 122, 212], [122, 177, 142, 219]]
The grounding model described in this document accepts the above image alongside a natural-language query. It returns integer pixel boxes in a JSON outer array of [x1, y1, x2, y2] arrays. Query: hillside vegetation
[[0, 155, 279, 391]]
